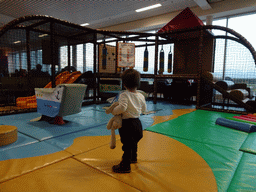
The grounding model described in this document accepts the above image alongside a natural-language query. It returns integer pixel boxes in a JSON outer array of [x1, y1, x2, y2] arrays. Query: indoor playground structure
[[0, 7, 256, 191], [0, 7, 256, 114]]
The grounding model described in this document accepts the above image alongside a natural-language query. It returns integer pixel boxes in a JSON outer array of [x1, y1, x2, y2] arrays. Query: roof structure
[[158, 7, 204, 33]]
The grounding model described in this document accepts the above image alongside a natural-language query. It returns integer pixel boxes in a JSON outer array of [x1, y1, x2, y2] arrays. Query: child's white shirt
[[111, 90, 147, 119]]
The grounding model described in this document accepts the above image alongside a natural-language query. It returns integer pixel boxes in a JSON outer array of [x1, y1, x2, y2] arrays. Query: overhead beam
[[193, 0, 212, 10]]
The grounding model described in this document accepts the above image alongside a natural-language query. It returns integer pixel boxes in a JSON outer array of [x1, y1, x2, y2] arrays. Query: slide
[[16, 71, 82, 109]]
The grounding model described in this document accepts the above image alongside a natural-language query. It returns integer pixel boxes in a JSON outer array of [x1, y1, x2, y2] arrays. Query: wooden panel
[[173, 35, 214, 75], [99, 44, 118, 73]]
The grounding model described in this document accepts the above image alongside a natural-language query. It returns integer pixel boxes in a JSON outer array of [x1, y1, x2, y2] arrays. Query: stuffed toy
[[105, 102, 122, 149]]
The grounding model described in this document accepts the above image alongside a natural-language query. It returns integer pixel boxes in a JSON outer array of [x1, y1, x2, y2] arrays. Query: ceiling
[[0, 0, 226, 30]]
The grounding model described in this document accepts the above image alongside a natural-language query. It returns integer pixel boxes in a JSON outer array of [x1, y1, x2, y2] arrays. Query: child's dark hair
[[121, 68, 140, 89]]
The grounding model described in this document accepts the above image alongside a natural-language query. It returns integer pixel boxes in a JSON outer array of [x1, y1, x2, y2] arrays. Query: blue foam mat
[[0, 105, 112, 141], [0, 102, 193, 160], [0, 141, 69, 161], [44, 124, 113, 150], [0, 132, 38, 152], [0, 112, 41, 122], [19, 120, 108, 141], [44, 120, 150, 150]]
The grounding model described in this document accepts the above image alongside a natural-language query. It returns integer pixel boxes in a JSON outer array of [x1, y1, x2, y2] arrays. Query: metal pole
[[115, 40, 118, 73], [196, 29, 204, 108], [68, 41, 71, 72], [50, 22, 56, 88], [222, 18, 229, 80], [26, 30, 31, 72], [72, 45, 77, 70], [153, 35, 159, 104], [26, 29, 32, 96], [93, 33, 97, 103], [83, 43, 86, 73]]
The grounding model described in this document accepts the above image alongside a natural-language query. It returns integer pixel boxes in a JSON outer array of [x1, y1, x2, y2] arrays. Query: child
[[111, 68, 147, 173]]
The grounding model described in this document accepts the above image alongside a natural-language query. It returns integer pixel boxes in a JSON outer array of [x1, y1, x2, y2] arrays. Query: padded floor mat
[[74, 131, 217, 192]]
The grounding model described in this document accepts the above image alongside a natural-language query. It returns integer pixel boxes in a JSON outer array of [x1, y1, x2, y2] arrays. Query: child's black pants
[[118, 118, 143, 166]]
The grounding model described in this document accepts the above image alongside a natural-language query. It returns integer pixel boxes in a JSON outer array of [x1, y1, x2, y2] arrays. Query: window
[[211, 12, 256, 95], [60, 46, 69, 70], [59, 43, 95, 73], [21, 52, 27, 70], [86, 43, 94, 72], [77, 44, 83, 72], [212, 18, 227, 80]]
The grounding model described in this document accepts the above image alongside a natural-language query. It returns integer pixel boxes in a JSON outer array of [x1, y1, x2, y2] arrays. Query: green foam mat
[[167, 136, 243, 192], [146, 110, 248, 150], [240, 132, 256, 155], [227, 152, 256, 191]]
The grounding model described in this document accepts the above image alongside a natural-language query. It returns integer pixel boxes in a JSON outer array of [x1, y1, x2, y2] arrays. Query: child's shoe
[[112, 163, 131, 173]]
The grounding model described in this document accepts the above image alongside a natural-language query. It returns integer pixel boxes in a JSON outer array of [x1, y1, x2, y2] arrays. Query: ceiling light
[[136, 3, 162, 12], [13, 41, 21, 44], [81, 23, 89, 26], [38, 34, 48, 38]]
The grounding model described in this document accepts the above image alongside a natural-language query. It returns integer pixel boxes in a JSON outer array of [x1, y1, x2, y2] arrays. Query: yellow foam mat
[[74, 131, 217, 192], [0, 158, 140, 192], [65, 135, 120, 155], [152, 108, 196, 125], [0, 150, 71, 183]]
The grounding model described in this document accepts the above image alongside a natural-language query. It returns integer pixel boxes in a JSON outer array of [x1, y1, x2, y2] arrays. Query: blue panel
[[19, 120, 107, 141], [36, 99, 61, 117], [146, 101, 193, 115], [0, 112, 41, 122], [0, 132, 38, 152], [0, 104, 113, 141], [140, 115, 155, 128], [0, 142, 65, 161], [45, 124, 112, 150]]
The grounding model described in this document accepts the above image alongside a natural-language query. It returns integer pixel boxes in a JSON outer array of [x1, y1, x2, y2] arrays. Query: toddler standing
[[111, 69, 147, 173]]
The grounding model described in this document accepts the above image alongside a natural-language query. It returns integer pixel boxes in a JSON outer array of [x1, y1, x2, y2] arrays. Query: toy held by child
[[105, 102, 122, 149]]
